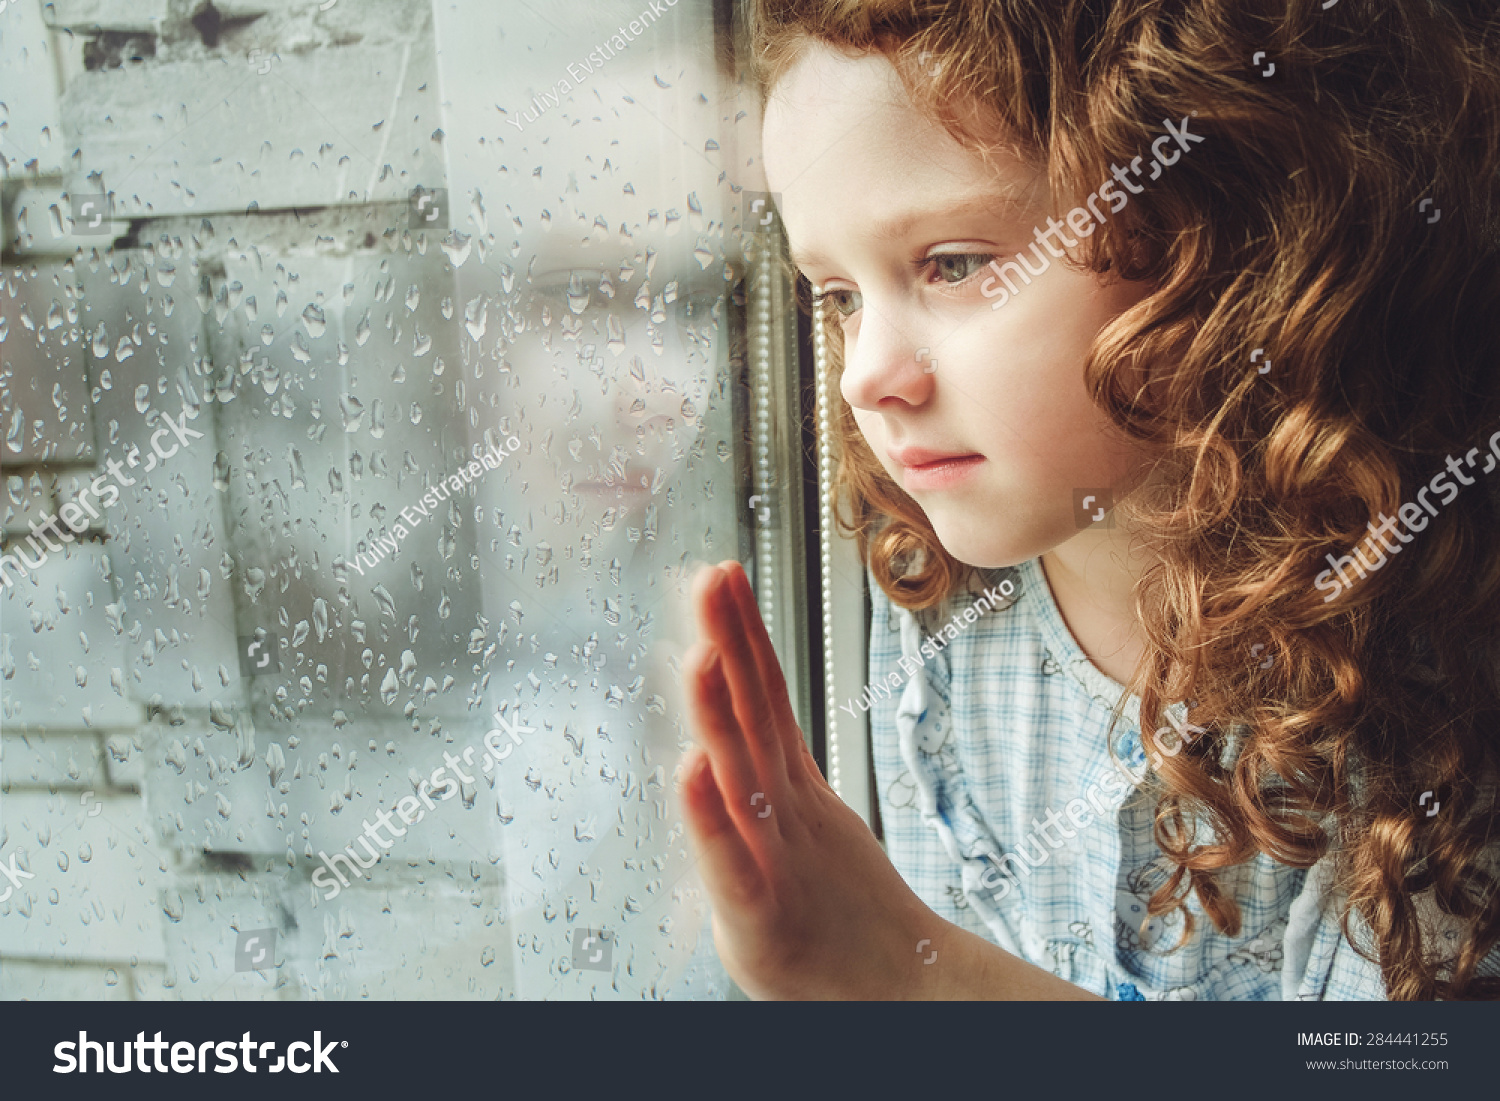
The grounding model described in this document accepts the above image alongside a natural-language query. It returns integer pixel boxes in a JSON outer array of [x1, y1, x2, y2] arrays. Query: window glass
[[2, 0, 784, 1001]]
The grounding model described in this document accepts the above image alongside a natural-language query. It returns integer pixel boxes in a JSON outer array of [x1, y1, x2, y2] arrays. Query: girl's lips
[[899, 454, 985, 492], [569, 465, 654, 500], [887, 445, 978, 468]]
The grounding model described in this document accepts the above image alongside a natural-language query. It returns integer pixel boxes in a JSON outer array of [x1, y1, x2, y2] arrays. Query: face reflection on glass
[[451, 37, 728, 589], [432, 16, 732, 991], [502, 254, 719, 507]]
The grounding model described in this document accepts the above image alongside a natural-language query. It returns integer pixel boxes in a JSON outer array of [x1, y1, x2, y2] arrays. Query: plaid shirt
[[865, 554, 1495, 1000]]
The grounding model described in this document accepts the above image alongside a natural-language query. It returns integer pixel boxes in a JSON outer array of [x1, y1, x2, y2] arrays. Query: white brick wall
[[3, 0, 751, 1000], [2, 0, 510, 992]]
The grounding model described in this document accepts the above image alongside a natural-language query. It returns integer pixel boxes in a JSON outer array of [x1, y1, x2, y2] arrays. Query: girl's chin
[[928, 522, 1026, 572]]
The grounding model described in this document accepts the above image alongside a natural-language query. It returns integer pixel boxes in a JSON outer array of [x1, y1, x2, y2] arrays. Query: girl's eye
[[928, 253, 992, 284], [814, 288, 862, 317]]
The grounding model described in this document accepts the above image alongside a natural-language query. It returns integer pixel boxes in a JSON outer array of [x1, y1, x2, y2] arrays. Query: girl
[[677, 0, 1500, 1000]]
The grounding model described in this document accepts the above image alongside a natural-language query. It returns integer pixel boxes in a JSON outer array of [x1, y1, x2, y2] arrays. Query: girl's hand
[[677, 560, 1105, 1001], [677, 560, 950, 999]]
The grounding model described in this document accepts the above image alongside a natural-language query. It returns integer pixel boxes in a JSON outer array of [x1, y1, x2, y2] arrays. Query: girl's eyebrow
[[788, 247, 826, 271], [788, 193, 1034, 270], [870, 194, 1032, 244]]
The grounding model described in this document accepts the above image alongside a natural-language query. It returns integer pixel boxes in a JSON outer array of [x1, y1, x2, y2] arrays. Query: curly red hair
[[749, 0, 1500, 999]]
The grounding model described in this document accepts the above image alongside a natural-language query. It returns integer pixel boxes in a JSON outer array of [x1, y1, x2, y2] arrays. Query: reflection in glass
[[0, 0, 769, 1001]]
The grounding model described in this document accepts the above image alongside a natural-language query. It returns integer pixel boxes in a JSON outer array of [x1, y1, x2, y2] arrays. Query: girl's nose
[[837, 303, 935, 412]]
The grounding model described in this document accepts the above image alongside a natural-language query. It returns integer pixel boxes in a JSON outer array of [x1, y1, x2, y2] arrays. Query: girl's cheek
[[838, 312, 862, 342], [851, 408, 885, 451]]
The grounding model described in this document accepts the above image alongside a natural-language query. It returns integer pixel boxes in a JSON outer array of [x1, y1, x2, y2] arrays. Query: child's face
[[763, 44, 1154, 569]]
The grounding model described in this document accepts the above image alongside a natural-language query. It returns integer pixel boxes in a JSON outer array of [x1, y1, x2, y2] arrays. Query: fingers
[[718, 561, 824, 788], [678, 747, 766, 911], [717, 561, 804, 752], [684, 639, 759, 807], [694, 564, 789, 790]]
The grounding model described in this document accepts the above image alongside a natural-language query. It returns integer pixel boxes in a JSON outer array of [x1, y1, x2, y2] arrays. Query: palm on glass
[[680, 561, 1105, 1001], [678, 560, 948, 1000]]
